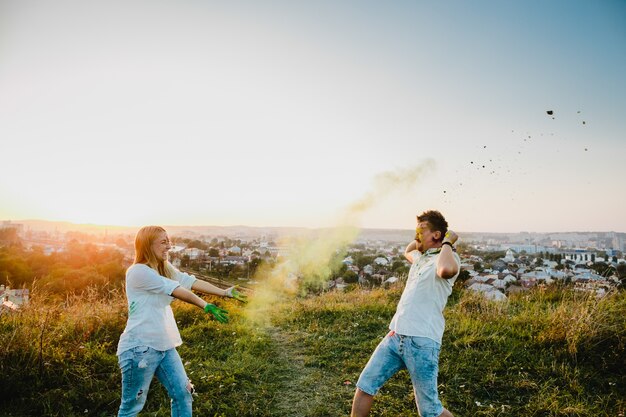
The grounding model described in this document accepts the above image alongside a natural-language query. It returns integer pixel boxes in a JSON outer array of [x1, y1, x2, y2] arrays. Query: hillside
[[1, 284, 625, 416]]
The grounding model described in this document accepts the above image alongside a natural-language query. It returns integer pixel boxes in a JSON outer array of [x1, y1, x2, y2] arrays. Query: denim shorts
[[356, 331, 443, 417]]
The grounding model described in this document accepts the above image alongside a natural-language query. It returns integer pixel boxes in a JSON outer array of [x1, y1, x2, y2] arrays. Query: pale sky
[[1, 0, 625, 232]]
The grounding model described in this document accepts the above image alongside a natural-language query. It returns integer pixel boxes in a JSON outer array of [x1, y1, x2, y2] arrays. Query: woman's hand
[[225, 286, 248, 303], [204, 304, 229, 323]]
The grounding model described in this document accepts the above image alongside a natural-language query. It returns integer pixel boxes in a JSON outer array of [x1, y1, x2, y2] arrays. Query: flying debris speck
[[546, 110, 553, 115], [483, 145, 487, 148]]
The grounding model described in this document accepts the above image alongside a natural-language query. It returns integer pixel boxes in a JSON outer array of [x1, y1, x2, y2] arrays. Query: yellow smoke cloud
[[347, 160, 436, 216], [244, 160, 435, 325]]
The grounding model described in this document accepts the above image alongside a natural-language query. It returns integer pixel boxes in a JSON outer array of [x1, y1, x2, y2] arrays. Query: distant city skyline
[[1, 1, 625, 232], [3, 218, 625, 239]]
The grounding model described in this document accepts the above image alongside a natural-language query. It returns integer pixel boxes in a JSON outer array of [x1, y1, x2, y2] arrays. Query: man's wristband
[[442, 242, 453, 248]]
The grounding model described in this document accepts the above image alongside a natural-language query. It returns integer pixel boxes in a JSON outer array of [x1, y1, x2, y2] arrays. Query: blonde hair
[[134, 226, 176, 279]]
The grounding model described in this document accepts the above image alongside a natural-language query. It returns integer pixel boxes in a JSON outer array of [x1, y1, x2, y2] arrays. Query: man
[[351, 210, 460, 417]]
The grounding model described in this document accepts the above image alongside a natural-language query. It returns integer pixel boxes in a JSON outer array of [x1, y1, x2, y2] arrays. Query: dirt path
[[266, 326, 349, 417]]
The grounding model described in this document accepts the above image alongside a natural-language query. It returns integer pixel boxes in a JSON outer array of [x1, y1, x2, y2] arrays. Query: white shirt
[[389, 248, 460, 344], [116, 263, 197, 355]]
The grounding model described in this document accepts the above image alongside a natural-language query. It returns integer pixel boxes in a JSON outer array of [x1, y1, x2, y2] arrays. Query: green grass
[[1, 284, 625, 416]]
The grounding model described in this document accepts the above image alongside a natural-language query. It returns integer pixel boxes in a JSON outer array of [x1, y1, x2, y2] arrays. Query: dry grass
[[1, 284, 625, 416]]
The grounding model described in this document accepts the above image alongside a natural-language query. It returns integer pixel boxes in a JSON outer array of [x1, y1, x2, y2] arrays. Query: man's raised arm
[[437, 230, 459, 279], [404, 240, 418, 264]]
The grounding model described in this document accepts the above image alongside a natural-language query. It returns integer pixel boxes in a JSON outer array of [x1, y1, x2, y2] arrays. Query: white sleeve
[[173, 269, 197, 290], [127, 266, 180, 296], [411, 250, 421, 264]]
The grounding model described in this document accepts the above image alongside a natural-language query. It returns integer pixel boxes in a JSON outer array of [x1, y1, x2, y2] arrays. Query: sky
[[1, 0, 625, 233]]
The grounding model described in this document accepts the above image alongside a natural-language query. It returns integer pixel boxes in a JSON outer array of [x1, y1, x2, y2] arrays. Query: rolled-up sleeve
[[175, 270, 197, 290], [128, 266, 180, 296]]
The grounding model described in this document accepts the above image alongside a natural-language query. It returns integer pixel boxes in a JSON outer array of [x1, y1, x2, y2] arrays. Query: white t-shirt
[[116, 263, 197, 355], [389, 248, 461, 344]]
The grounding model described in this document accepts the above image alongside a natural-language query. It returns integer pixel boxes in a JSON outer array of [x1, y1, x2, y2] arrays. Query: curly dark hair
[[417, 210, 448, 243]]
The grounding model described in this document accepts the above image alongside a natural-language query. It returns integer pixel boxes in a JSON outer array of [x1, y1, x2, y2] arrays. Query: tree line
[[0, 236, 126, 295]]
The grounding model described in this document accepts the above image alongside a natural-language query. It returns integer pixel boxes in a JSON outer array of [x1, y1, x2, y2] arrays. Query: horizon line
[[2, 218, 625, 235]]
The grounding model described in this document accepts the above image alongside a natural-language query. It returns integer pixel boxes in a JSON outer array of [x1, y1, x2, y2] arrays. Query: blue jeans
[[356, 331, 443, 417], [117, 346, 193, 417]]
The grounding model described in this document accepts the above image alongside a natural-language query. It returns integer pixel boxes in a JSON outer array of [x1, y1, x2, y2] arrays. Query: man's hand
[[225, 286, 248, 303], [442, 230, 458, 245], [204, 303, 229, 323]]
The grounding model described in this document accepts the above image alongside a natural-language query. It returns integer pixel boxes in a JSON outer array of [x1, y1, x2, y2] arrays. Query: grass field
[[1, 283, 624, 416]]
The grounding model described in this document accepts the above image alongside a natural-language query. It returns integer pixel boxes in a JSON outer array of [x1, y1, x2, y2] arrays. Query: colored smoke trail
[[243, 225, 359, 326], [244, 160, 436, 326], [346, 160, 436, 216]]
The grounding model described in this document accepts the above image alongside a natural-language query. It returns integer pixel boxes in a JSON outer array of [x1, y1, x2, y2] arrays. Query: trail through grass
[[266, 325, 348, 417]]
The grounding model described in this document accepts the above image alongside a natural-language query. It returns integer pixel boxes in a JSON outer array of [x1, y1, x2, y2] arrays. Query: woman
[[116, 226, 247, 417]]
